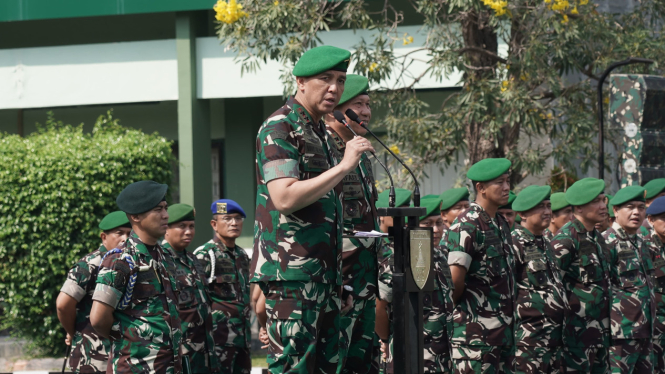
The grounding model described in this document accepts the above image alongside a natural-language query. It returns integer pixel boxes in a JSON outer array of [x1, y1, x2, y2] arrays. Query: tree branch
[[456, 47, 508, 64]]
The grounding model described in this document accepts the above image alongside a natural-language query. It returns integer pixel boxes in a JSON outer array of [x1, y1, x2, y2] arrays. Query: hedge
[[0, 112, 175, 356]]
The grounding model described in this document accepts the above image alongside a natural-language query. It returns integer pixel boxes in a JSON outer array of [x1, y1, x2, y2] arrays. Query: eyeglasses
[[220, 216, 245, 223]]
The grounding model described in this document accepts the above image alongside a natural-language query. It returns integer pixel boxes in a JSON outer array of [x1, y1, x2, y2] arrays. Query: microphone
[[333, 110, 396, 208], [345, 109, 421, 207]]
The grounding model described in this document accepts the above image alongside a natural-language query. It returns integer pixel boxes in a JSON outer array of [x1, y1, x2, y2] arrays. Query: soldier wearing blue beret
[[193, 199, 251, 374], [56, 211, 131, 373], [644, 196, 665, 374]]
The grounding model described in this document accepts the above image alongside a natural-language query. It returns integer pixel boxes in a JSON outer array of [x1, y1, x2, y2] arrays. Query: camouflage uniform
[[325, 125, 380, 374], [550, 218, 611, 373], [93, 231, 183, 374], [193, 237, 251, 374], [511, 227, 568, 374], [377, 241, 394, 374], [543, 228, 554, 241], [161, 241, 219, 374], [444, 203, 516, 374], [253, 97, 344, 374], [60, 245, 111, 373], [645, 231, 665, 374], [603, 222, 656, 373]]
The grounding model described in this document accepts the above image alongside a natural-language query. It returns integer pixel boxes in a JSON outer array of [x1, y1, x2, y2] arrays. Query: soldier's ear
[[100, 231, 107, 242]]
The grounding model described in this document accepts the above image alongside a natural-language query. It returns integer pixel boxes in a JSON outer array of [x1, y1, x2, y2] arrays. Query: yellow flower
[[501, 80, 509, 92], [389, 145, 400, 155], [580, 0, 589, 4], [482, 0, 508, 16], [402, 34, 414, 46], [407, 158, 413, 165], [603, 97, 609, 105], [561, 14, 569, 23], [571, 6, 578, 14], [369, 62, 379, 73], [214, 0, 248, 24], [273, 0, 279, 5], [544, 0, 551, 3]]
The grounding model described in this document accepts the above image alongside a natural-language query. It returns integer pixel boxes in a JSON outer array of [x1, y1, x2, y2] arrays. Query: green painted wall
[[1, 0, 216, 22]]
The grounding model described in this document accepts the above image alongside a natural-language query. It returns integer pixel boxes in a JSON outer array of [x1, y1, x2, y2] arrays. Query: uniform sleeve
[[602, 233, 619, 280], [378, 256, 393, 303], [60, 258, 91, 302], [550, 234, 575, 277], [446, 221, 476, 270], [92, 253, 129, 309], [193, 245, 213, 279], [511, 233, 525, 265], [257, 121, 300, 183]]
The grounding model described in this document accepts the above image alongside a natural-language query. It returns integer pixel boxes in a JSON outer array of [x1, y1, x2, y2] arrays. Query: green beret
[[565, 178, 605, 206], [116, 180, 168, 215], [513, 185, 551, 212], [292, 46, 351, 77], [606, 194, 615, 218], [98, 211, 130, 231], [498, 191, 516, 210], [644, 178, 665, 199], [338, 74, 369, 106], [377, 188, 412, 208], [610, 186, 646, 207], [167, 203, 196, 224], [467, 158, 511, 182], [439, 188, 470, 211], [515, 214, 521, 223], [550, 192, 570, 212], [416, 195, 442, 221]]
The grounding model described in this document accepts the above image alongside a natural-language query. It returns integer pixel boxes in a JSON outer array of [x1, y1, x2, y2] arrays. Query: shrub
[[0, 111, 175, 356]]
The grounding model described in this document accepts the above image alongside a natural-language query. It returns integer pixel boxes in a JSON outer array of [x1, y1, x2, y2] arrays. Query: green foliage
[[0, 112, 174, 356], [216, 0, 665, 187]]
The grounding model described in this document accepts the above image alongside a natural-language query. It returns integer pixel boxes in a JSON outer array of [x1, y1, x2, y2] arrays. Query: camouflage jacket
[[378, 241, 394, 304], [60, 244, 111, 373], [326, 125, 379, 299], [603, 222, 656, 340], [194, 237, 251, 348], [511, 227, 568, 347], [162, 241, 218, 374], [93, 232, 183, 374], [550, 218, 611, 348], [543, 228, 554, 241], [252, 97, 344, 285], [445, 203, 516, 347], [644, 231, 665, 339], [424, 243, 454, 357]]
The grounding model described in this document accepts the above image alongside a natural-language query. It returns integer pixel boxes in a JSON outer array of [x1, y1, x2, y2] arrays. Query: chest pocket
[[524, 246, 550, 288], [579, 240, 603, 284], [126, 266, 162, 317], [301, 130, 330, 175], [653, 256, 665, 291], [174, 266, 199, 307], [214, 256, 238, 299], [617, 246, 645, 288], [484, 231, 507, 278]]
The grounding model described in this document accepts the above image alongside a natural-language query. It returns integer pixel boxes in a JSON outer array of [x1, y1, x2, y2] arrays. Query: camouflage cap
[[167, 203, 195, 224], [338, 74, 369, 106], [646, 196, 665, 216], [610, 185, 646, 206], [376, 188, 412, 208], [439, 187, 470, 211], [512, 185, 551, 212], [550, 192, 570, 212], [98, 210, 131, 231], [644, 178, 665, 199], [211, 199, 246, 217], [606, 194, 615, 218], [416, 194, 442, 221], [116, 180, 167, 215], [565, 178, 605, 206], [498, 191, 516, 210], [292, 46, 351, 77], [467, 158, 511, 182]]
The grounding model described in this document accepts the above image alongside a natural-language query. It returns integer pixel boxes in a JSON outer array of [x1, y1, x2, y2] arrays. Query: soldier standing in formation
[[252, 45, 374, 374], [645, 197, 665, 374], [511, 186, 568, 373], [194, 199, 251, 374], [445, 158, 516, 373], [323, 74, 380, 374], [550, 178, 611, 373], [439, 188, 470, 230], [603, 186, 656, 373], [643, 179, 665, 231], [163, 204, 219, 374], [544, 192, 573, 240], [57, 211, 131, 373], [497, 191, 517, 230], [90, 180, 184, 373]]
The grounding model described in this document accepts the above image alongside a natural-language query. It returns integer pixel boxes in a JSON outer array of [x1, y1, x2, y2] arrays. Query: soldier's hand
[[65, 333, 72, 346], [259, 326, 269, 349], [341, 294, 354, 315], [340, 137, 374, 173], [380, 340, 387, 359]]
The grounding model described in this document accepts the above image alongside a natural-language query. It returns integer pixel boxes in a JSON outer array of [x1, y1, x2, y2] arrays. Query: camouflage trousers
[[514, 346, 562, 374], [260, 281, 341, 374], [337, 297, 378, 374], [654, 337, 665, 374], [562, 346, 609, 373], [424, 316, 451, 373], [451, 345, 515, 374], [609, 339, 653, 374], [68, 333, 109, 373], [211, 346, 250, 374]]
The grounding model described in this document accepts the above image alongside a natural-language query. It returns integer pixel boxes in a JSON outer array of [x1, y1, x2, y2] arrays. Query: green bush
[[0, 112, 175, 356]]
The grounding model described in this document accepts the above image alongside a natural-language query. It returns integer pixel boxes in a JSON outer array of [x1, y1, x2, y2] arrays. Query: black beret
[[116, 180, 168, 215]]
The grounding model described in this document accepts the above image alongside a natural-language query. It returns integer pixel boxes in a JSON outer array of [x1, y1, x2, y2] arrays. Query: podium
[[377, 206, 434, 374]]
